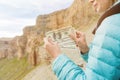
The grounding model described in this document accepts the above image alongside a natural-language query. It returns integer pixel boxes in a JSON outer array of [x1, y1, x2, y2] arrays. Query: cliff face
[[0, 0, 98, 65], [36, 0, 97, 31]]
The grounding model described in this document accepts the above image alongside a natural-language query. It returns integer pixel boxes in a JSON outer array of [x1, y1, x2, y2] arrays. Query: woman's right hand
[[70, 31, 89, 54]]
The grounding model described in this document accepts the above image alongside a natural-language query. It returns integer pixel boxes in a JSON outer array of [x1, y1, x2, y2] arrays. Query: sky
[[0, 0, 74, 38]]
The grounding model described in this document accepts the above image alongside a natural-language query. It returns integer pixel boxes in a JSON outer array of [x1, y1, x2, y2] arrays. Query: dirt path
[[22, 48, 86, 80], [22, 64, 57, 80]]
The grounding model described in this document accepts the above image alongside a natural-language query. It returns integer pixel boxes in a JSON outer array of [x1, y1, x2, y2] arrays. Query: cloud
[[0, 0, 74, 38], [0, 16, 35, 38], [0, 31, 21, 38]]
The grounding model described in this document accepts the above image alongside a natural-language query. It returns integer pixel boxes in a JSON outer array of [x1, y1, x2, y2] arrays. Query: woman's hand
[[70, 31, 89, 54], [44, 38, 61, 59]]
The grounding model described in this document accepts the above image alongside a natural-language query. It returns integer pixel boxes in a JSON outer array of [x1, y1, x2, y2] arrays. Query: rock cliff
[[36, 0, 97, 31]]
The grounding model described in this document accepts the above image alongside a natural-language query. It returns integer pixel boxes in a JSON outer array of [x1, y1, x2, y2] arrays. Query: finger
[[76, 31, 82, 34], [76, 31, 83, 38], [76, 31, 83, 35], [69, 33, 76, 40], [48, 38, 55, 45], [43, 38, 50, 48], [76, 44, 78, 47]]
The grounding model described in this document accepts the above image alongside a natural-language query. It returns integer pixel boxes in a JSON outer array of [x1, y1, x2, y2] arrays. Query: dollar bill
[[45, 26, 77, 49]]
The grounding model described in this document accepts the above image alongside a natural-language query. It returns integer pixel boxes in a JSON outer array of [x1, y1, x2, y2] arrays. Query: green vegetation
[[0, 57, 34, 80]]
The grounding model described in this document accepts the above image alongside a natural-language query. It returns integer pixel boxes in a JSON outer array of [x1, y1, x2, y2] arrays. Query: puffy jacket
[[52, 1, 120, 80]]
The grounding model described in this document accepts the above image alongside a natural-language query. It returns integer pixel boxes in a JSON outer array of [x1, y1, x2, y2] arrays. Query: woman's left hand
[[44, 38, 61, 59]]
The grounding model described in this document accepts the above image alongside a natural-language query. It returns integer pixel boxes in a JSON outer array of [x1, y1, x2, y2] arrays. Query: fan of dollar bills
[[45, 26, 77, 49]]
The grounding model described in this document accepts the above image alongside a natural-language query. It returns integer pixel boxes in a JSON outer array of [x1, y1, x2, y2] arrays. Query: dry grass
[[0, 57, 34, 80]]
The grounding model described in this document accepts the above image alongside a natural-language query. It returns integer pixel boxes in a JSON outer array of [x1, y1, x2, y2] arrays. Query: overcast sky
[[0, 0, 74, 38]]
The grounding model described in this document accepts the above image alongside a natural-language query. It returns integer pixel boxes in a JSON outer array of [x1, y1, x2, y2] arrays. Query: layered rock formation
[[0, 38, 14, 59], [36, 0, 97, 30]]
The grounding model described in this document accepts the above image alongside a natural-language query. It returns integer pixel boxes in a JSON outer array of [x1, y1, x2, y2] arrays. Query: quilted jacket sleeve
[[85, 13, 120, 80], [52, 54, 86, 80]]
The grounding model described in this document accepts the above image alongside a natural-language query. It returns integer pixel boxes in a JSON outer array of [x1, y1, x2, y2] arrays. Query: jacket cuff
[[80, 43, 92, 62], [81, 52, 88, 62]]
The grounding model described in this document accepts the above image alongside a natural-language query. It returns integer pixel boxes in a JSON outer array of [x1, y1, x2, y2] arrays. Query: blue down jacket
[[52, 2, 120, 80]]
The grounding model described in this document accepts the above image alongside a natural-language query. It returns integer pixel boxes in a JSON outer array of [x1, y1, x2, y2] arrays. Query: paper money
[[45, 26, 76, 49]]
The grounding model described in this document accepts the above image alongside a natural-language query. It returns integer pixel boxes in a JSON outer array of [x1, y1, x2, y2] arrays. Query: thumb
[[43, 38, 50, 48], [44, 38, 49, 44]]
